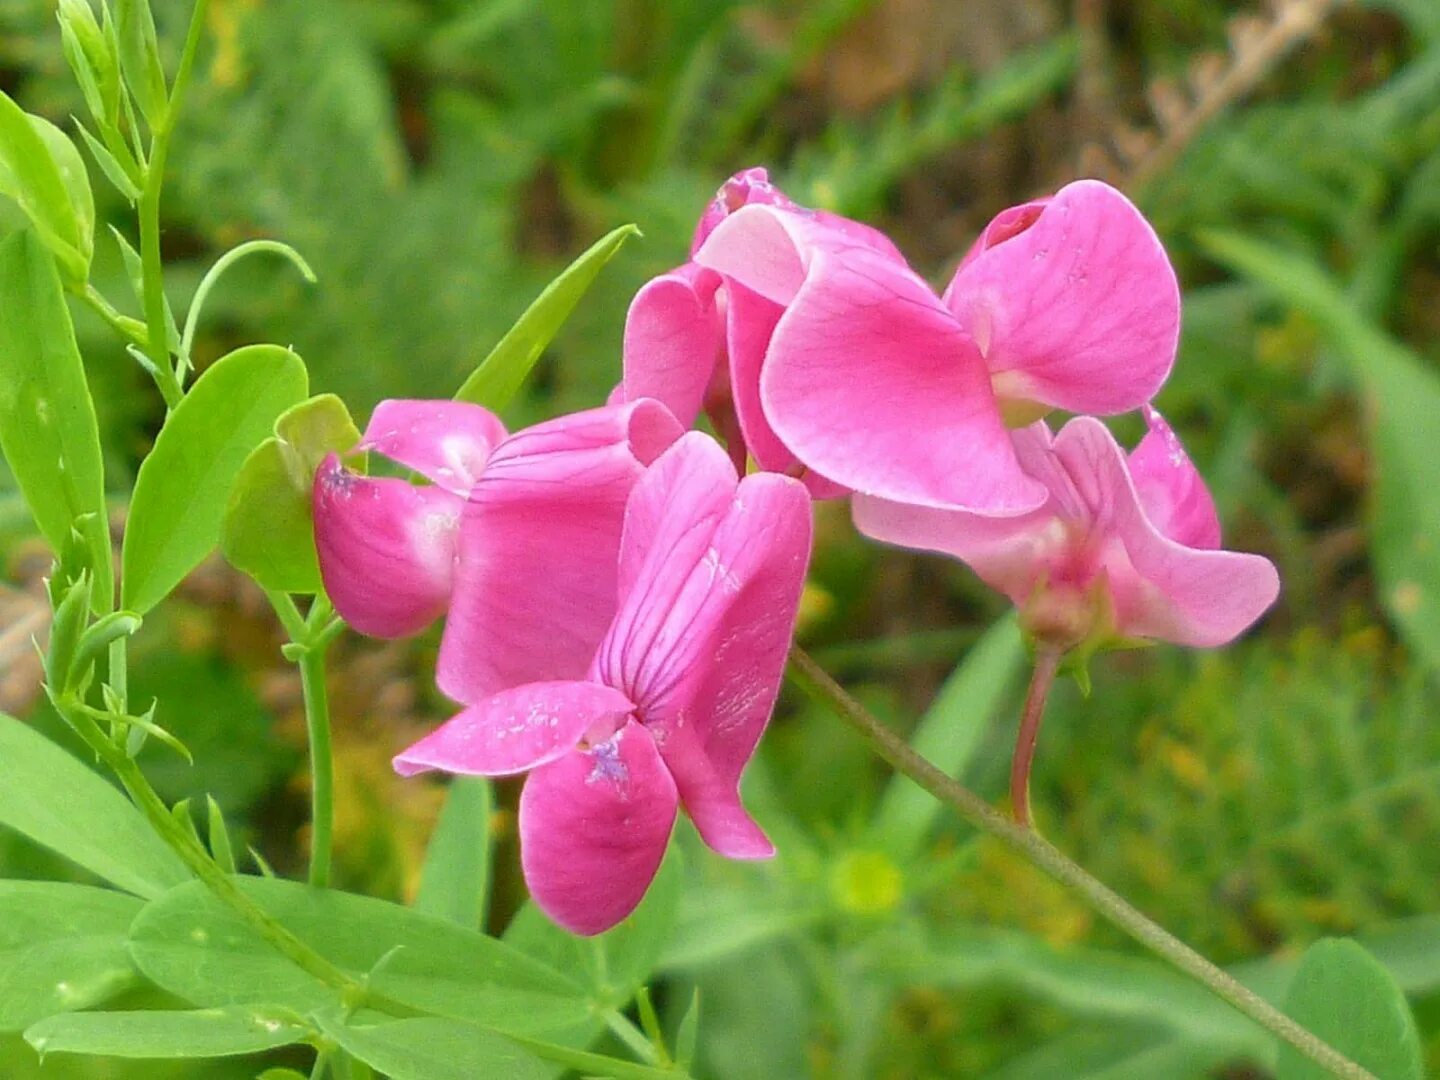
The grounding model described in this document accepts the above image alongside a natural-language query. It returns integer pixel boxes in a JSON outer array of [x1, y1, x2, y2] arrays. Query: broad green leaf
[[220, 393, 359, 593], [313, 1015, 548, 1080], [25, 1006, 309, 1060], [114, 0, 168, 125], [128, 876, 590, 1039], [454, 223, 639, 410], [873, 614, 1023, 858], [0, 882, 143, 1031], [1276, 939, 1422, 1080], [1201, 232, 1440, 675], [122, 344, 308, 613], [506, 847, 682, 1007], [0, 712, 190, 897], [415, 777, 493, 929], [0, 94, 86, 279], [0, 230, 111, 610]]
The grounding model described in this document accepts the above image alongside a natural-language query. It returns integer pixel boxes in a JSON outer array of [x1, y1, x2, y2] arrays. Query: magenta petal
[[1053, 418, 1280, 647], [760, 248, 1047, 513], [313, 455, 461, 638], [723, 279, 794, 473], [436, 400, 683, 704], [1127, 406, 1221, 549], [621, 265, 724, 428], [944, 180, 1179, 415], [519, 721, 677, 936], [392, 681, 635, 778], [362, 400, 507, 495]]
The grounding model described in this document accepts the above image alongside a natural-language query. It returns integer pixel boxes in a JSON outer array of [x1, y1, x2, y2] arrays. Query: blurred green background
[[4, 0, 1440, 1076]]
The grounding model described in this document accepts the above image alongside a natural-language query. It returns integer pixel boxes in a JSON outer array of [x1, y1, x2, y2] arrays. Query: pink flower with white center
[[618, 167, 901, 498], [392, 432, 813, 935], [313, 397, 683, 699], [853, 408, 1280, 651], [694, 179, 1181, 515]]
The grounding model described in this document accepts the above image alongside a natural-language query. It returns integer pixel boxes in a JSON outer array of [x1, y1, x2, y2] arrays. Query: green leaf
[[1201, 232, 1440, 675], [25, 1006, 309, 1060], [0, 230, 111, 611], [128, 876, 591, 1040], [312, 1015, 548, 1080], [454, 223, 639, 410], [506, 847, 682, 1008], [0, 713, 188, 898], [1277, 938, 1422, 1080], [220, 393, 359, 593], [28, 117, 94, 274], [58, 0, 121, 127], [0, 94, 86, 280], [122, 344, 308, 613], [0, 882, 143, 1032], [873, 614, 1024, 858], [415, 778, 493, 929], [75, 123, 141, 203], [114, 0, 168, 126]]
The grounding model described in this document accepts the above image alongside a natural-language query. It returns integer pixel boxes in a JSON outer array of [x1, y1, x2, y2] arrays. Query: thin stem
[[602, 1010, 659, 1066], [786, 646, 1378, 1080], [74, 283, 148, 348], [299, 644, 335, 888], [1010, 647, 1061, 828], [179, 239, 316, 375]]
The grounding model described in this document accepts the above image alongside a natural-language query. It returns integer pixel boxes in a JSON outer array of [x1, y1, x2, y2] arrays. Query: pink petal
[[519, 721, 677, 936], [436, 400, 683, 704], [392, 681, 635, 778], [313, 455, 461, 638], [955, 198, 1051, 273], [692, 167, 792, 253], [1127, 406, 1221, 549], [656, 471, 811, 859], [944, 180, 1179, 415], [1052, 418, 1280, 647], [759, 247, 1047, 513], [362, 400, 507, 495], [723, 279, 794, 474], [621, 265, 724, 429]]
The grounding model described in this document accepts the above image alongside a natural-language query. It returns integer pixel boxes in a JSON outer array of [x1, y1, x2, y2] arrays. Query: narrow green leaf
[[57, 0, 120, 125], [122, 344, 308, 613], [505, 1031, 694, 1080], [0, 882, 143, 1032], [415, 777, 493, 929], [206, 796, 235, 875], [28, 116, 94, 272], [1201, 232, 1440, 675], [1277, 939, 1422, 1080], [128, 876, 591, 1040], [675, 988, 700, 1070], [0, 713, 190, 896], [114, 0, 168, 125], [220, 393, 360, 593], [873, 614, 1024, 858], [109, 224, 178, 352], [0, 94, 85, 279], [75, 122, 141, 203], [454, 223, 640, 410], [313, 1015, 548, 1080], [0, 230, 111, 610], [25, 1005, 309, 1060]]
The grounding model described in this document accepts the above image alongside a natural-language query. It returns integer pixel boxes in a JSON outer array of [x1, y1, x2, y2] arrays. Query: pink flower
[[313, 398, 683, 699], [695, 179, 1181, 515], [618, 167, 900, 498], [853, 408, 1279, 650], [393, 433, 813, 935]]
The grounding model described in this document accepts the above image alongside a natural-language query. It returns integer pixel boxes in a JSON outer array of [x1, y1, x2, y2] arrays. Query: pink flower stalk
[[854, 408, 1280, 651], [694, 179, 1182, 515], [619, 167, 901, 497], [313, 398, 683, 701], [393, 433, 813, 935]]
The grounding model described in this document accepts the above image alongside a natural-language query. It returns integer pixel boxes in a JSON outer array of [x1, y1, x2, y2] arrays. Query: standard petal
[[1127, 406, 1221, 550], [760, 247, 1047, 513], [392, 681, 635, 778], [436, 399, 684, 704], [519, 721, 677, 936], [655, 472, 812, 859], [944, 180, 1179, 415], [362, 400, 507, 495], [313, 455, 461, 638], [621, 265, 724, 429], [722, 279, 792, 471], [1052, 418, 1280, 647]]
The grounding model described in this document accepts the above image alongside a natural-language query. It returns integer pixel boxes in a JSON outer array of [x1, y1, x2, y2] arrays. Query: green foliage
[[122, 344, 308, 613], [25, 1006, 310, 1060], [0, 95, 91, 280], [414, 778, 493, 929], [311, 1014, 549, 1080]]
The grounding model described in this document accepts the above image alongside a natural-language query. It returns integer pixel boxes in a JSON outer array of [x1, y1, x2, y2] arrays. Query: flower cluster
[[314, 168, 1278, 934]]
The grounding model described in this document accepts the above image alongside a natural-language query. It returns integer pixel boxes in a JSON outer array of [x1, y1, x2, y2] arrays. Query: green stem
[[786, 646, 1378, 1080], [298, 643, 335, 888], [74, 283, 148, 348], [1009, 647, 1060, 829]]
